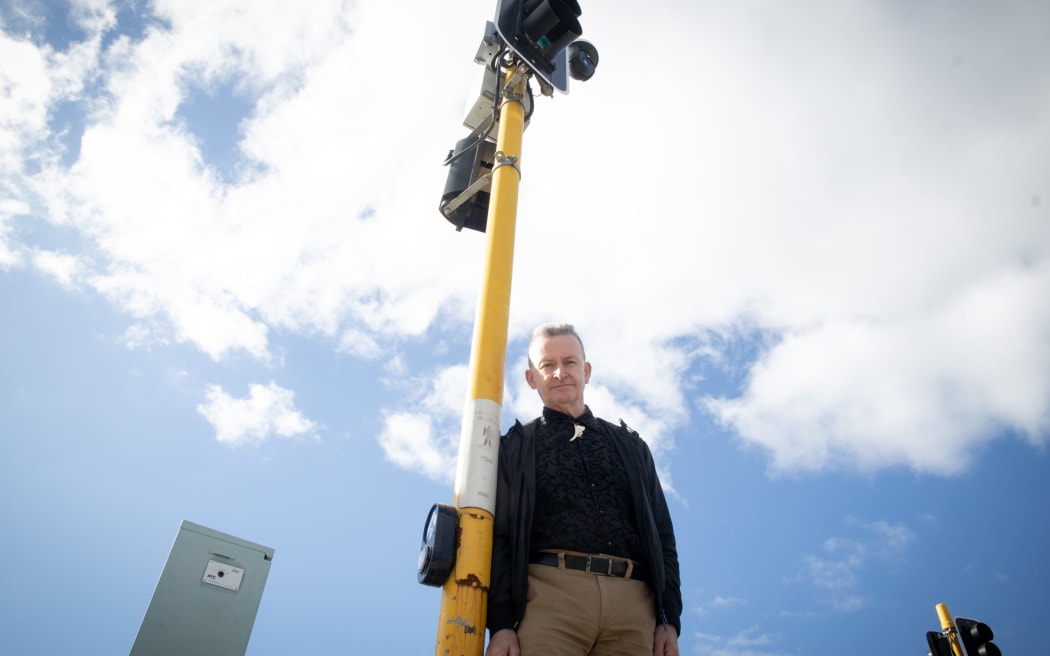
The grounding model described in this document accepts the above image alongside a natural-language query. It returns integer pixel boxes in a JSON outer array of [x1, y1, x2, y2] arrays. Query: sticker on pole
[[454, 398, 502, 513], [202, 560, 244, 591]]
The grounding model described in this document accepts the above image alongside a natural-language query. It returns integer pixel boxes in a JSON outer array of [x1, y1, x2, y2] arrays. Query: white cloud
[[14, 0, 488, 363], [692, 626, 787, 656], [0, 199, 29, 268], [788, 518, 915, 612], [706, 263, 1050, 476], [0, 1, 111, 174], [378, 411, 457, 483], [695, 594, 747, 617], [712, 596, 747, 609], [123, 322, 170, 351], [377, 364, 466, 481], [337, 327, 382, 360], [4, 0, 1050, 477], [866, 519, 916, 558], [0, 28, 51, 174], [31, 249, 81, 287], [197, 381, 318, 446]]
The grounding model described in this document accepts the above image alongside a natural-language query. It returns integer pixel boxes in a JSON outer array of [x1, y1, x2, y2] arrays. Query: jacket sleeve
[[651, 459, 682, 634], [637, 432, 683, 635]]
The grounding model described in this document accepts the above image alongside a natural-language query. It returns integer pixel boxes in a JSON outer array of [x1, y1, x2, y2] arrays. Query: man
[[486, 323, 682, 656]]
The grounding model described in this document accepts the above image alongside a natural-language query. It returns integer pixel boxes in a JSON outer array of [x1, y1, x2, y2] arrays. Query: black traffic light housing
[[440, 135, 496, 232], [926, 631, 953, 656], [956, 617, 1001, 656], [495, 0, 584, 92]]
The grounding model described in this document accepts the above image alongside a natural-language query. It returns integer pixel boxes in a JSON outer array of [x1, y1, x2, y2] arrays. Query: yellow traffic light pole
[[936, 602, 966, 656], [435, 67, 527, 656]]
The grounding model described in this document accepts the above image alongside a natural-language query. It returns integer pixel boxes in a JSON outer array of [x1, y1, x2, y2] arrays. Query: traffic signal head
[[926, 630, 954, 656], [522, 0, 581, 55], [495, 0, 595, 92], [439, 134, 495, 232], [956, 617, 1001, 656]]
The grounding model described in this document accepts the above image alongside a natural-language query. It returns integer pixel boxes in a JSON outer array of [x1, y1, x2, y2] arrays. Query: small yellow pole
[[936, 603, 966, 656], [435, 67, 526, 656]]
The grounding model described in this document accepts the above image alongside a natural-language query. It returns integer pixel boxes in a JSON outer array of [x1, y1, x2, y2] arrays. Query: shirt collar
[[541, 405, 598, 430]]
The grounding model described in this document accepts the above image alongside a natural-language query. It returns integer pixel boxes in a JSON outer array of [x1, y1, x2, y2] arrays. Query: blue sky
[[1, 1, 1048, 654]]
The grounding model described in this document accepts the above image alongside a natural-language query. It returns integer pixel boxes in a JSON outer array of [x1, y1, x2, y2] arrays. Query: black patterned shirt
[[530, 406, 645, 562]]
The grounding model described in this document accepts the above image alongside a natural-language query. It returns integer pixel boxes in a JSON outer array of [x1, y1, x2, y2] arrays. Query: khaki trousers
[[516, 563, 656, 656]]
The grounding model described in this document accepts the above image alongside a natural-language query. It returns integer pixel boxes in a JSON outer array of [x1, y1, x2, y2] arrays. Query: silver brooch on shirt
[[570, 424, 586, 441]]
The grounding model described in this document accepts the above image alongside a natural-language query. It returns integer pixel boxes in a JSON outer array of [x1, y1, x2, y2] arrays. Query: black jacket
[[487, 410, 683, 636]]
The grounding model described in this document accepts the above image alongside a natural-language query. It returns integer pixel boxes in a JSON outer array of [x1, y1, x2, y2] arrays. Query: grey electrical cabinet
[[130, 520, 274, 656]]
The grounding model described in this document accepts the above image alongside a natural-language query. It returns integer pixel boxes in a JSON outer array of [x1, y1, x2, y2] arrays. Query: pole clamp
[[492, 151, 521, 179]]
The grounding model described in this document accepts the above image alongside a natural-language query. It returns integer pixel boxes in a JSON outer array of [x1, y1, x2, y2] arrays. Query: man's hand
[[485, 628, 520, 656], [653, 623, 679, 656]]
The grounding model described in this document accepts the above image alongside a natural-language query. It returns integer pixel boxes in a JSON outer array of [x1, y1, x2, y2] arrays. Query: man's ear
[[583, 361, 592, 384], [525, 367, 538, 390]]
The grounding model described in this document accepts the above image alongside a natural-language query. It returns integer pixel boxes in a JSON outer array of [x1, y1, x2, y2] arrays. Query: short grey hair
[[529, 322, 586, 361]]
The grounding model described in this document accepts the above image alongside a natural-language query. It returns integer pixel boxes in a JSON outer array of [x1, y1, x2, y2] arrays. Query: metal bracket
[[441, 172, 493, 217], [492, 151, 521, 178], [441, 151, 519, 218], [500, 51, 531, 102]]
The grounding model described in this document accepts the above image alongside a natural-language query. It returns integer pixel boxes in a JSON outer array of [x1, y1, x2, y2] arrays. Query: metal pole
[[937, 602, 966, 656], [435, 67, 526, 656]]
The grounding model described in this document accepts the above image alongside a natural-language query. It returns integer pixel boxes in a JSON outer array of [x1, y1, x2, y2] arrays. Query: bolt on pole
[[435, 68, 527, 656]]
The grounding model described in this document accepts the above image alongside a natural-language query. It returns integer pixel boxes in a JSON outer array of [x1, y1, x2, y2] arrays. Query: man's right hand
[[485, 628, 520, 656]]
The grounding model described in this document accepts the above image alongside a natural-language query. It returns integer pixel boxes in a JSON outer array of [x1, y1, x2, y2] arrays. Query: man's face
[[526, 333, 591, 418]]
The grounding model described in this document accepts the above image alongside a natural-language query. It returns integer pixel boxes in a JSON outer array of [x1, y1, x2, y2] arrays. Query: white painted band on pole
[[453, 398, 502, 513]]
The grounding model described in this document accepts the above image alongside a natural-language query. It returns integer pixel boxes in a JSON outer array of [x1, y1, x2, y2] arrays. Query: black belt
[[531, 552, 645, 581]]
